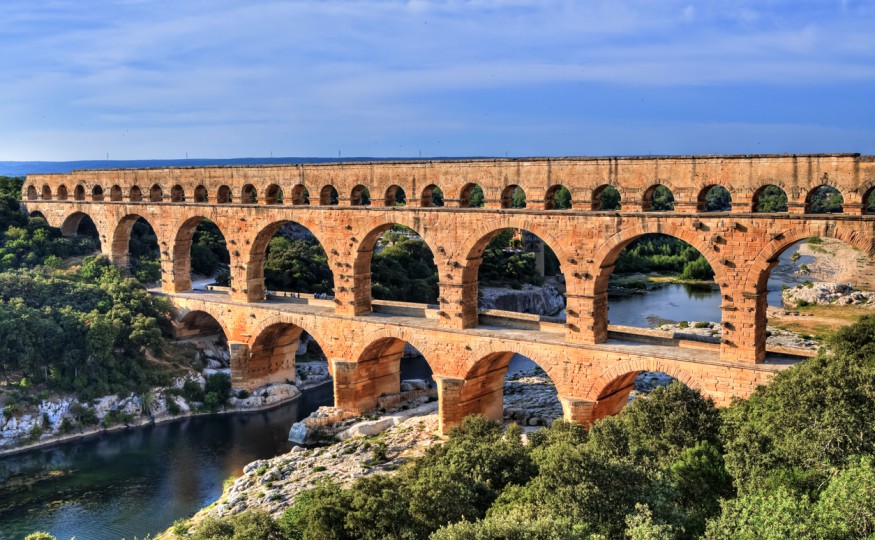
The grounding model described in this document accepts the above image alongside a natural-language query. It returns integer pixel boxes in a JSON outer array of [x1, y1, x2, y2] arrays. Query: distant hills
[[0, 157, 471, 177]]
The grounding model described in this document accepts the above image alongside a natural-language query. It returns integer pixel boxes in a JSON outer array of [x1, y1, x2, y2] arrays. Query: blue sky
[[1, 0, 873, 160]]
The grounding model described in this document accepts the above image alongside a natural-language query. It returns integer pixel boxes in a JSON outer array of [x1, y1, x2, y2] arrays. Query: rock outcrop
[[782, 282, 875, 309], [479, 284, 565, 316]]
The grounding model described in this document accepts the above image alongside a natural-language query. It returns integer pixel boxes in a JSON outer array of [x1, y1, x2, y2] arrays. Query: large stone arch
[[586, 222, 726, 296], [452, 216, 572, 326], [243, 312, 330, 389], [243, 217, 335, 303], [109, 213, 161, 271], [350, 214, 445, 314], [175, 307, 233, 342], [170, 214, 233, 293], [588, 183, 628, 210], [452, 343, 567, 424], [355, 326, 436, 371], [584, 358, 708, 423], [742, 224, 875, 295], [60, 209, 103, 243]]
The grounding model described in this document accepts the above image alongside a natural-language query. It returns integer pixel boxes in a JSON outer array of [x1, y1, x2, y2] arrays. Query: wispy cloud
[[0, 0, 873, 159]]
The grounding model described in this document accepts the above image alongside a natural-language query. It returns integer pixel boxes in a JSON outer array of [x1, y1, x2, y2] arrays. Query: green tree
[[756, 185, 788, 212], [552, 186, 572, 209], [510, 186, 526, 208], [650, 185, 674, 211]]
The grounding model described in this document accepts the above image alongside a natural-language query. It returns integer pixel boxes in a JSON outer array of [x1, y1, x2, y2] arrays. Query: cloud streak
[[0, 0, 873, 159]]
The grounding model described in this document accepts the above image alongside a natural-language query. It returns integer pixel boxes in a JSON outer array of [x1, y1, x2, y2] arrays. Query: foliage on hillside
[[0, 176, 172, 399], [180, 315, 875, 540], [615, 234, 715, 281]]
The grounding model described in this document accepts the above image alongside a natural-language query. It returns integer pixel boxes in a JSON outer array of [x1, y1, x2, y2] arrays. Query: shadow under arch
[[459, 182, 484, 208], [456, 346, 564, 425], [61, 210, 101, 244], [245, 314, 331, 389], [109, 213, 159, 271], [420, 184, 444, 207], [351, 217, 442, 314], [171, 215, 232, 293], [26, 185, 37, 200], [56, 185, 68, 201], [176, 308, 231, 341], [320, 185, 338, 205], [338, 334, 435, 413], [586, 359, 705, 422], [41, 185, 52, 200], [245, 218, 335, 302]]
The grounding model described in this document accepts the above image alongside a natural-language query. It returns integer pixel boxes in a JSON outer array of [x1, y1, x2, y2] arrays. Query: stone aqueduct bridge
[[23, 153, 875, 433]]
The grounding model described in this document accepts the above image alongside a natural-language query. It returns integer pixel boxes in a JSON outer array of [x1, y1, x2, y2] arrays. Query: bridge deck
[[157, 288, 798, 374]]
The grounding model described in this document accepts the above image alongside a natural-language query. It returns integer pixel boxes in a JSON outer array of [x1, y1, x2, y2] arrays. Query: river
[[0, 246, 812, 539]]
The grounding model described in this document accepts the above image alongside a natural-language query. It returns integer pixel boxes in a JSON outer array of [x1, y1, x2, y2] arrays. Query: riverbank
[[0, 334, 333, 457]]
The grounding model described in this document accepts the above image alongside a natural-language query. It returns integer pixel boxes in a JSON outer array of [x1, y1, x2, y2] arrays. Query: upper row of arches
[[25, 181, 875, 214]]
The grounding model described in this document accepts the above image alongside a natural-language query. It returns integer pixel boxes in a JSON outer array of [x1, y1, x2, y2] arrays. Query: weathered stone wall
[[21, 154, 875, 432]]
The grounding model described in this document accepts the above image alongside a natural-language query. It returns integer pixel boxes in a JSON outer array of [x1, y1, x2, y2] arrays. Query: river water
[[0, 246, 812, 539]]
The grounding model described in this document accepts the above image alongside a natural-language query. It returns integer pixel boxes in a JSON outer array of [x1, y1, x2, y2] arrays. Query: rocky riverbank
[[479, 284, 565, 316], [653, 320, 820, 350], [0, 339, 331, 456], [782, 282, 875, 309], [168, 362, 678, 536]]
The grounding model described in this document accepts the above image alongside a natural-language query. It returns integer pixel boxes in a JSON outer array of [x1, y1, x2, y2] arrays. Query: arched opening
[[41, 185, 52, 200], [173, 217, 231, 292], [338, 337, 434, 414], [291, 184, 310, 205], [319, 185, 338, 205], [459, 352, 561, 427], [26, 185, 37, 200], [420, 184, 444, 207], [752, 184, 788, 212], [248, 324, 331, 391], [368, 225, 439, 305], [91, 185, 104, 202], [466, 228, 565, 324], [73, 185, 85, 201], [697, 185, 732, 212], [866, 188, 875, 215], [500, 185, 526, 209], [459, 183, 484, 208], [642, 185, 674, 211], [590, 371, 682, 422], [384, 185, 406, 206], [29, 210, 46, 221], [599, 234, 719, 336], [110, 185, 123, 202], [217, 185, 232, 204], [130, 186, 142, 202], [241, 184, 257, 204], [170, 184, 185, 202], [760, 236, 875, 347], [250, 221, 334, 301], [351, 185, 371, 206], [56, 185, 68, 201], [194, 185, 208, 203], [149, 184, 163, 202], [265, 184, 283, 205], [126, 217, 161, 284], [61, 212, 101, 250], [544, 185, 571, 210], [592, 185, 621, 210], [177, 310, 227, 340], [805, 185, 844, 214]]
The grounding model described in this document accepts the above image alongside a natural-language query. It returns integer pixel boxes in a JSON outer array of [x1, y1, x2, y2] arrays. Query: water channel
[[0, 246, 810, 539]]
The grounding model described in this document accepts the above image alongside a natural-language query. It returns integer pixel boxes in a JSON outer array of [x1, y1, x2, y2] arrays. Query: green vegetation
[[264, 236, 334, 294], [180, 316, 875, 540], [552, 185, 571, 209], [650, 185, 675, 211], [0, 176, 173, 400], [371, 227, 439, 304], [756, 185, 788, 212], [703, 186, 731, 211], [808, 185, 843, 214], [615, 234, 714, 281]]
